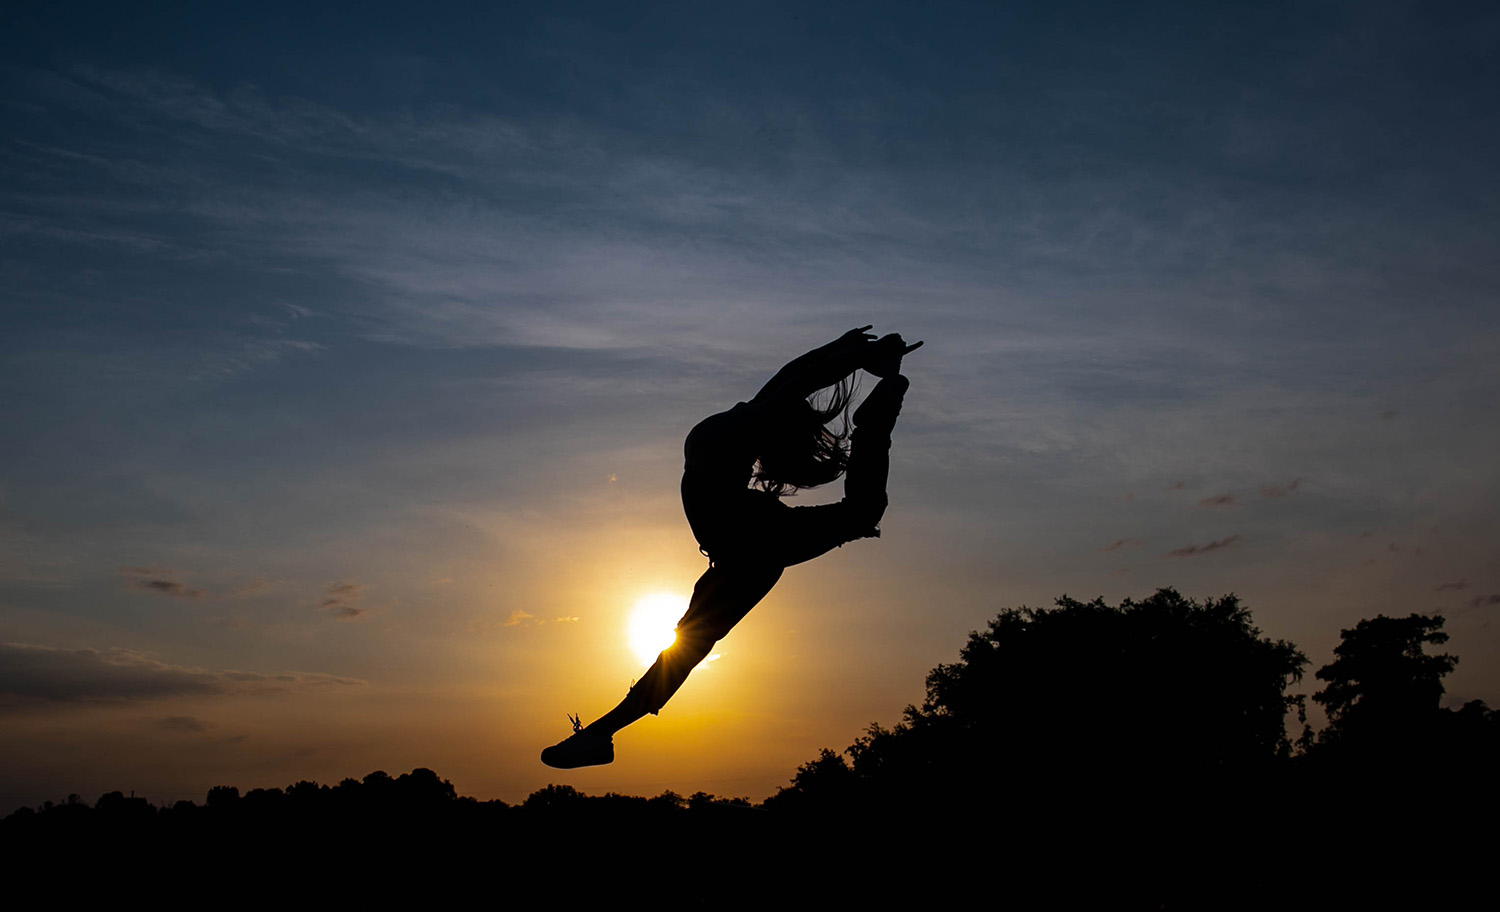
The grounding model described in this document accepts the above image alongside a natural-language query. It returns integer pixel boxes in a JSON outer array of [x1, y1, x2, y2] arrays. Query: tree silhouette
[[760, 748, 856, 812], [1293, 613, 1499, 899], [849, 590, 1305, 799], [205, 785, 239, 808], [763, 583, 1318, 888], [1306, 612, 1500, 816], [1313, 613, 1456, 751], [521, 782, 584, 811]]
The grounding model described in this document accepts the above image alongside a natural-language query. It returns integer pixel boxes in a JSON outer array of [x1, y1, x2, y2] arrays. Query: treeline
[[769, 589, 1499, 813], [1, 767, 756, 836], [761, 589, 1499, 903], [2, 767, 777, 898], [5, 588, 1495, 903]]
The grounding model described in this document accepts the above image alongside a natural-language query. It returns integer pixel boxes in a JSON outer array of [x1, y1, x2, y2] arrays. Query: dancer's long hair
[[753, 376, 856, 496]]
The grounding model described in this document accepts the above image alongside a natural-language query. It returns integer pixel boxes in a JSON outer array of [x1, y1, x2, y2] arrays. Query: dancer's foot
[[540, 715, 615, 769], [865, 334, 922, 379]]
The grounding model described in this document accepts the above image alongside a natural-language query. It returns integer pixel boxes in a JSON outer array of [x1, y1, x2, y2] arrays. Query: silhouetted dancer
[[542, 327, 922, 768]]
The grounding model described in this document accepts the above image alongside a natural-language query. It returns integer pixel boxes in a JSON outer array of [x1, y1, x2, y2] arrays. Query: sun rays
[[628, 593, 686, 666]]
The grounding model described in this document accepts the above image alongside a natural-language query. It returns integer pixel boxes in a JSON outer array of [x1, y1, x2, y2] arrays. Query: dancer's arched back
[[542, 326, 921, 768]]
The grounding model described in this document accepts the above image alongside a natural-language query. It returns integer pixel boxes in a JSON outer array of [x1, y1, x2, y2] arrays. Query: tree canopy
[[772, 588, 1311, 815], [1313, 613, 1456, 748], [923, 588, 1308, 767]]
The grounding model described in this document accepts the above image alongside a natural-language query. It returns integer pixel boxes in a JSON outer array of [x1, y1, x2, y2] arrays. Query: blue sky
[[3, 1, 1498, 808]]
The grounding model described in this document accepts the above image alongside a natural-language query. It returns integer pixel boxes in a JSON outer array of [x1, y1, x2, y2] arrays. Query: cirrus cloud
[[1165, 534, 1244, 559], [0, 642, 363, 709]]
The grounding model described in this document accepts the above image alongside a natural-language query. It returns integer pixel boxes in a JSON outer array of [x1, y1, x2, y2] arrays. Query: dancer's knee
[[629, 632, 718, 716], [669, 628, 718, 666]]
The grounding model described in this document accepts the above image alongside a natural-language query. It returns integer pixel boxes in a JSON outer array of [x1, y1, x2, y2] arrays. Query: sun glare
[[628, 592, 685, 666]]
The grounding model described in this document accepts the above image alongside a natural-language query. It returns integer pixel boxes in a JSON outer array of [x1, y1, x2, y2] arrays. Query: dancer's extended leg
[[587, 563, 782, 736], [542, 564, 782, 767]]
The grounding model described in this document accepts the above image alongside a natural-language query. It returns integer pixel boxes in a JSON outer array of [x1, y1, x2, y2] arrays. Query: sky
[[2, 0, 1498, 810]]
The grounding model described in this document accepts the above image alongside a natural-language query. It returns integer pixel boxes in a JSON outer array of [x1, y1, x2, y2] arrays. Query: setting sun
[[628, 593, 686, 665]]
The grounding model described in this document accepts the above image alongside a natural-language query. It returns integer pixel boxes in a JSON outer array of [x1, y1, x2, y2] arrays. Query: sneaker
[[540, 714, 615, 769]]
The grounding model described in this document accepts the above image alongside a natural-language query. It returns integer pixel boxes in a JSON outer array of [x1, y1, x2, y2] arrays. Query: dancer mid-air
[[542, 326, 921, 768]]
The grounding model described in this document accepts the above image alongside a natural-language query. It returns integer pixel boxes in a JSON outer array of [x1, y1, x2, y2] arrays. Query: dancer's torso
[[681, 401, 782, 558]]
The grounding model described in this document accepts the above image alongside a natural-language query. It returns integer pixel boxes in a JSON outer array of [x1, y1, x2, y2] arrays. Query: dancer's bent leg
[[847, 373, 907, 516], [775, 373, 908, 568], [585, 562, 782, 737]]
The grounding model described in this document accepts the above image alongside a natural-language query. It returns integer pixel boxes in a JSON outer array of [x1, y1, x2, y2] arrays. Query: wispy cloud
[[1166, 534, 1244, 558], [160, 715, 213, 733], [1440, 593, 1500, 620], [1435, 581, 1467, 592], [0, 642, 363, 708], [319, 581, 364, 619], [1198, 494, 1236, 508], [1259, 479, 1303, 499], [134, 578, 208, 598], [194, 337, 324, 381], [119, 567, 207, 598], [7, 64, 1075, 361], [1097, 538, 1138, 552]]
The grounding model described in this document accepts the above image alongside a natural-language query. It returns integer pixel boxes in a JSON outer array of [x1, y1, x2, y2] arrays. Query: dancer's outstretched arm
[[751, 326, 876, 405], [753, 326, 922, 406]]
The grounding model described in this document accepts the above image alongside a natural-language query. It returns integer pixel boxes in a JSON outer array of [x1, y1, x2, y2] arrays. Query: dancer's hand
[[835, 325, 877, 348], [866, 334, 922, 378]]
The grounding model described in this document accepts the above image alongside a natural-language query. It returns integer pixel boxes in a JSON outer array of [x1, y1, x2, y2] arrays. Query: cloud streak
[[1165, 534, 1244, 559], [319, 581, 364, 619], [160, 715, 213, 733], [120, 567, 208, 598], [132, 578, 208, 598], [1259, 479, 1303, 499], [0, 642, 362, 708]]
